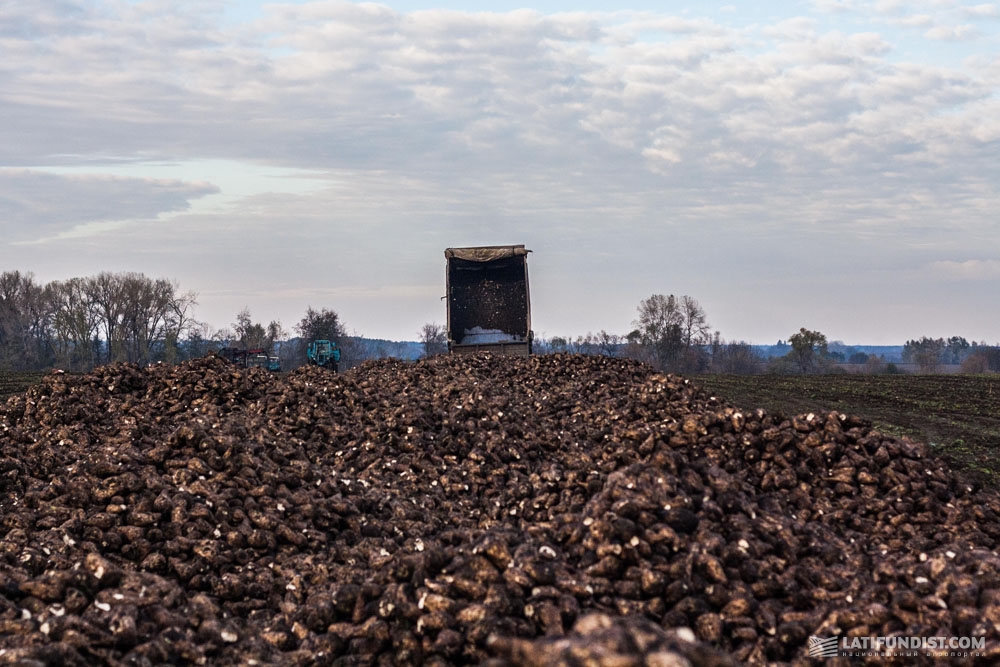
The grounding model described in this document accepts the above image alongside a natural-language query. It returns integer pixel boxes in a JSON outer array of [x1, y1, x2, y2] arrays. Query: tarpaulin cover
[[444, 245, 529, 262]]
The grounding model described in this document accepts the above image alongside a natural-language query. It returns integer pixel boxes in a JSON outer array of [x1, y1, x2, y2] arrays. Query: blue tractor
[[306, 340, 341, 371]]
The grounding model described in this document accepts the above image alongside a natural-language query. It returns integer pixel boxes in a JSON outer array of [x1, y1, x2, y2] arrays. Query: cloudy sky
[[2, 0, 998, 344]]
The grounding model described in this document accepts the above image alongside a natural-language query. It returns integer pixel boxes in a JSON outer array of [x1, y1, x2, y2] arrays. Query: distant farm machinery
[[216, 340, 340, 372], [306, 340, 341, 371], [217, 347, 281, 372]]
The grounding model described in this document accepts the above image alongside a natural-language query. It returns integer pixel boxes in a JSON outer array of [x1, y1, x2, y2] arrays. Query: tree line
[[525, 296, 1000, 376], [0, 270, 198, 371], [504, 294, 760, 374], [0, 271, 363, 372], [0, 269, 424, 373], [902, 336, 1000, 373], [2, 270, 996, 375]]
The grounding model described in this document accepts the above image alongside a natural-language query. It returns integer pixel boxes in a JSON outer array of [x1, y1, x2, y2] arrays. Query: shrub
[[960, 353, 989, 374]]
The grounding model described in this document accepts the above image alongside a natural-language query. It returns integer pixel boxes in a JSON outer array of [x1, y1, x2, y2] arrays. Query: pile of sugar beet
[[2, 353, 1000, 666]]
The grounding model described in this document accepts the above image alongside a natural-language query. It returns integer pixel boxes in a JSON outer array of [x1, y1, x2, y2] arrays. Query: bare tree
[[163, 289, 199, 364], [337, 330, 367, 370], [420, 323, 447, 358], [631, 294, 710, 372], [86, 272, 128, 364], [121, 274, 177, 365], [709, 333, 761, 374], [213, 327, 237, 347], [232, 308, 281, 351], [266, 320, 286, 359], [864, 354, 887, 375], [623, 329, 655, 366], [960, 353, 989, 374], [0, 271, 55, 370], [1, 270, 201, 371], [50, 277, 100, 371], [680, 295, 710, 349], [183, 322, 219, 360], [632, 294, 684, 370], [595, 330, 622, 357]]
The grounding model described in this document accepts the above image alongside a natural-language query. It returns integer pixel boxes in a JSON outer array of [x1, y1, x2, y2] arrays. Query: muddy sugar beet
[[1, 354, 999, 665]]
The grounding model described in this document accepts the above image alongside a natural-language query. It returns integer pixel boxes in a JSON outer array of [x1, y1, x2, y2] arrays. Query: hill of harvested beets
[[1, 354, 999, 666]]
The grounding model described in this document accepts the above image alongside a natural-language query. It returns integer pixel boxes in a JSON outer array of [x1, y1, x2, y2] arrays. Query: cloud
[[811, 0, 859, 13], [811, 0, 994, 41], [0, 1, 998, 341], [892, 13, 935, 27], [1, 2, 991, 192], [0, 169, 218, 241], [925, 23, 980, 39], [931, 259, 1000, 280], [962, 3, 1000, 18]]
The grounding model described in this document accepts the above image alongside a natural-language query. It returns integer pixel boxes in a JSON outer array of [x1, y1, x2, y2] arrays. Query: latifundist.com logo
[[808, 636, 840, 658], [808, 635, 986, 659]]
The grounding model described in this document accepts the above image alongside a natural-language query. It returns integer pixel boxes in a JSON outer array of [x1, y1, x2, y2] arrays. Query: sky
[[2, 0, 999, 345]]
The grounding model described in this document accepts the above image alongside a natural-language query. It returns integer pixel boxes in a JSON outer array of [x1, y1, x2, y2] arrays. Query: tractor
[[306, 340, 341, 371]]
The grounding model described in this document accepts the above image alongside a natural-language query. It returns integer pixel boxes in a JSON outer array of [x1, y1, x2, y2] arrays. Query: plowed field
[[696, 373, 1000, 478], [5, 370, 1000, 475], [0, 371, 47, 401]]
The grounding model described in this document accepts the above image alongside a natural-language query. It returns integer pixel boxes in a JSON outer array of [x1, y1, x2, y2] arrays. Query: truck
[[247, 351, 282, 372], [217, 347, 281, 371], [306, 339, 341, 371], [444, 245, 532, 356]]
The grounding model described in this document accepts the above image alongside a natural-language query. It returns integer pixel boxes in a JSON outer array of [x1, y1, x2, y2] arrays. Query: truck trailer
[[444, 245, 532, 356]]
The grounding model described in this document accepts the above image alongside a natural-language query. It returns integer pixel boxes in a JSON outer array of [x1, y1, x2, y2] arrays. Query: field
[[3, 357, 1000, 663], [4, 368, 999, 477], [0, 371, 47, 401], [695, 372, 1000, 478]]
